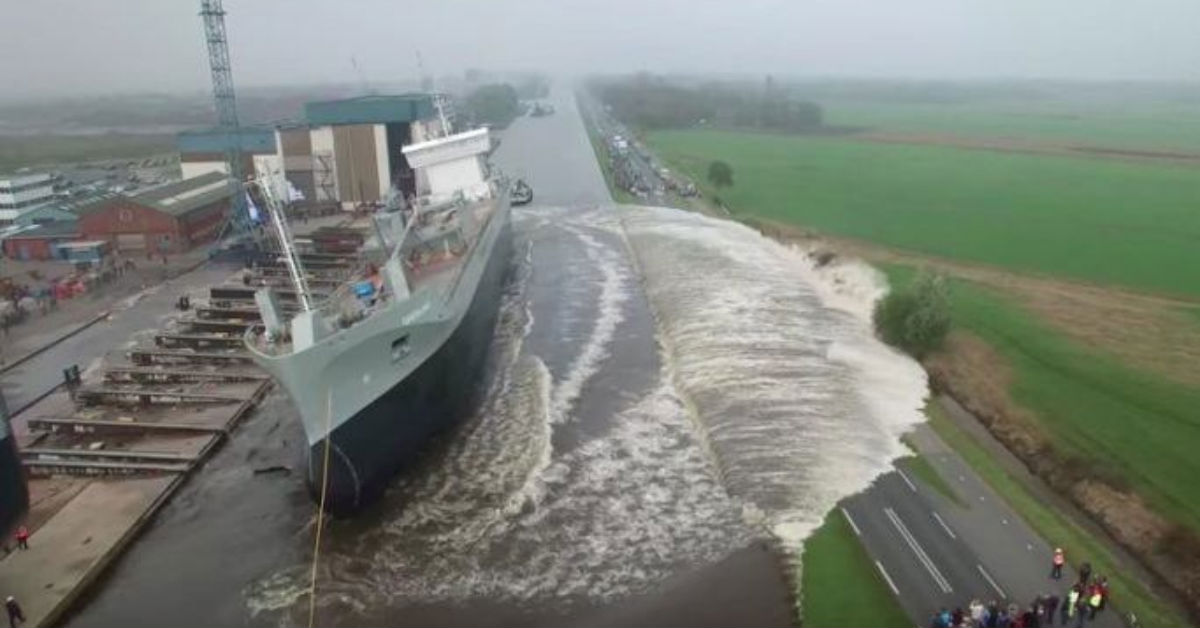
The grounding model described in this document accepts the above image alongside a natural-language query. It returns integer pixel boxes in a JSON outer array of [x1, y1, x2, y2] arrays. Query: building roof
[[304, 94, 435, 126], [5, 220, 80, 240], [133, 172, 233, 217], [176, 125, 276, 155], [52, 192, 124, 217], [0, 172, 52, 186]]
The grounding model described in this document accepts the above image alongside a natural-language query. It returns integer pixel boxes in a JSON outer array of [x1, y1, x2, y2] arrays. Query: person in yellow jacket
[[1088, 584, 1104, 619], [1066, 585, 1080, 618]]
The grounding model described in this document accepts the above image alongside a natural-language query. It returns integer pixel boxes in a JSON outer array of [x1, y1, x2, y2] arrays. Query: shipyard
[[4, 2, 1200, 628]]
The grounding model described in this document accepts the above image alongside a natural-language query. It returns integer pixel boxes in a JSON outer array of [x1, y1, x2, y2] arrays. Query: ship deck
[[248, 195, 497, 356]]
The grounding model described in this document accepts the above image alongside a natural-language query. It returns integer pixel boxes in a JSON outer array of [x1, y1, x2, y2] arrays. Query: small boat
[[511, 179, 533, 206]]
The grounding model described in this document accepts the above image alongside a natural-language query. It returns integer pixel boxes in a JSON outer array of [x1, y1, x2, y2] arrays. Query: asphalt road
[[843, 421, 1123, 627], [576, 95, 1125, 627]]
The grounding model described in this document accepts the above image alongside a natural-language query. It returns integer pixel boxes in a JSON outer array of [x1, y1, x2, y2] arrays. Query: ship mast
[[258, 176, 314, 312]]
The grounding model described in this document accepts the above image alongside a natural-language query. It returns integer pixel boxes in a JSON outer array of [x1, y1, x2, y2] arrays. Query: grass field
[[801, 509, 910, 627], [885, 265, 1200, 536], [647, 129, 1200, 297], [0, 133, 175, 171], [924, 401, 1185, 628], [826, 102, 1200, 152]]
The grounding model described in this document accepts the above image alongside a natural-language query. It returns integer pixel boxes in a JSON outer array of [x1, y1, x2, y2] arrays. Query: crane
[[199, 0, 258, 255]]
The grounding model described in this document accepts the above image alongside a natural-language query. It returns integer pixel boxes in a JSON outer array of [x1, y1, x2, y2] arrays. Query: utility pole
[[199, 0, 254, 251]]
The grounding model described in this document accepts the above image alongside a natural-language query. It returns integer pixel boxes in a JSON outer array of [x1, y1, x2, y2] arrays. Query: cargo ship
[[246, 126, 512, 513]]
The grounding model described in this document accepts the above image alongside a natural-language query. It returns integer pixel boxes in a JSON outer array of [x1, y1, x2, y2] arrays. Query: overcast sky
[[5, 0, 1198, 99]]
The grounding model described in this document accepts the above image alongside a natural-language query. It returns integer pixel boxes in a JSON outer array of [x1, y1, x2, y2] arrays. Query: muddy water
[[65, 90, 925, 628]]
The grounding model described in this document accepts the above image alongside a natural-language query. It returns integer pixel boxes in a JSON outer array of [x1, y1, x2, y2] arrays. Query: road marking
[[841, 507, 861, 537], [884, 507, 953, 593], [931, 511, 957, 539], [875, 560, 900, 595], [897, 469, 917, 492], [977, 564, 1007, 598]]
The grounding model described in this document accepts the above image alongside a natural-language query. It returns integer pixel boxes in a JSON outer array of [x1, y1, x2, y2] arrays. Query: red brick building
[[77, 172, 232, 254], [1, 221, 81, 261]]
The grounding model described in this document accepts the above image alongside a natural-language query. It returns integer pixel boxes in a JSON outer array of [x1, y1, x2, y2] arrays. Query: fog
[[4, 0, 1199, 99]]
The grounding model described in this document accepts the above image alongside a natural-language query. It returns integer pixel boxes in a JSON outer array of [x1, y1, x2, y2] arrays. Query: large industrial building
[[176, 126, 277, 180], [175, 93, 443, 210]]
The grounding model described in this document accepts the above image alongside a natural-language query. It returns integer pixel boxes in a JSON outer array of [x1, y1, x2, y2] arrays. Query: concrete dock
[[0, 232, 364, 626]]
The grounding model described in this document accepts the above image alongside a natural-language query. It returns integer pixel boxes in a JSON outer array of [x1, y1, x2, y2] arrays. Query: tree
[[707, 160, 734, 188], [465, 83, 520, 129], [873, 270, 951, 358]]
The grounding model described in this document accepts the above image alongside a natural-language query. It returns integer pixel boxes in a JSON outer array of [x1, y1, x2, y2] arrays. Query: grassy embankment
[[643, 120, 1200, 621], [801, 509, 910, 627], [883, 265, 1200, 535], [0, 133, 174, 171]]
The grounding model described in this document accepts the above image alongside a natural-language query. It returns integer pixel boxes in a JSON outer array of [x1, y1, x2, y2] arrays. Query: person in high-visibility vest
[[1066, 585, 1080, 619], [1051, 547, 1066, 580], [1088, 583, 1104, 619]]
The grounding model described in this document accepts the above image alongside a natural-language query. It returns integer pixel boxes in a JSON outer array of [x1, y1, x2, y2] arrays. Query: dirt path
[[849, 131, 1200, 166]]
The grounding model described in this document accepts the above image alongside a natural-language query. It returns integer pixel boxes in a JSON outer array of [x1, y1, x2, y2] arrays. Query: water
[[66, 91, 928, 627]]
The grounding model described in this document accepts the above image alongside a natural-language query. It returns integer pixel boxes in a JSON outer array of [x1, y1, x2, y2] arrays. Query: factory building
[[76, 172, 232, 254], [176, 126, 277, 180], [273, 94, 442, 207], [173, 94, 443, 211]]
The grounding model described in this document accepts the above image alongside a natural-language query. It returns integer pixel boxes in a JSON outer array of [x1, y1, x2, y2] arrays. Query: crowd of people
[[930, 549, 1113, 628]]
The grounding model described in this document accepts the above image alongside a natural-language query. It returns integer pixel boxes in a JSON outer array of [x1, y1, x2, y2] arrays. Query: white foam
[[617, 206, 928, 547]]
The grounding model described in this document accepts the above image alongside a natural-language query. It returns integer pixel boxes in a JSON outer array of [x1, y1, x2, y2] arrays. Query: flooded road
[[66, 88, 924, 627]]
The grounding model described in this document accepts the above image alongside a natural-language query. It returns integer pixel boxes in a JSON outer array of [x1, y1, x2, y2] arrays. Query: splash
[[617, 206, 928, 547]]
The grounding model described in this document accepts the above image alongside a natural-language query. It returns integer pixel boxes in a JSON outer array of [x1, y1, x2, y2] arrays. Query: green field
[[647, 129, 1200, 297], [801, 509, 910, 627], [885, 265, 1200, 536], [0, 133, 175, 170], [826, 102, 1200, 151]]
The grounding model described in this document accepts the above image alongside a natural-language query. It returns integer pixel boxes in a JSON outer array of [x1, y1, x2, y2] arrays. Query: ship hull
[[0, 433, 29, 540], [306, 216, 513, 514]]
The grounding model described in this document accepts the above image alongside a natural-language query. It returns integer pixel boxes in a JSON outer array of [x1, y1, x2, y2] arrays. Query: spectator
[[4, 596, 23, 628], [1051, 548, 1065, 580]]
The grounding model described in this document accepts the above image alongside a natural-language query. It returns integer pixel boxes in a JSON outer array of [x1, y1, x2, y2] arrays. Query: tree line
[[592, 74, 823, 132]]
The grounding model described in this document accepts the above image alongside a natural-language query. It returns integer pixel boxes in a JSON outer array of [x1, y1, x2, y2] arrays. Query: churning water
[[244, 203, 927, 625]]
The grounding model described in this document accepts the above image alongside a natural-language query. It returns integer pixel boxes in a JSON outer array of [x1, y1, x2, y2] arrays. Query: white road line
[[875, 560, 900, 595], [931, 511, 957, 539], [884, 507, 953, 594], [841, 507, 862, 537], [897, 469, 917, 492], [977, 564, 1007, 598]]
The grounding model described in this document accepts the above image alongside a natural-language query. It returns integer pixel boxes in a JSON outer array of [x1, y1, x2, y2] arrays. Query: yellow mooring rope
[[308, 389, 335, 628]]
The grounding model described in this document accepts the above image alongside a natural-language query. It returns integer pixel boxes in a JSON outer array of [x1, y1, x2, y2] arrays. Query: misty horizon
[[4, 0, 1199, 101]]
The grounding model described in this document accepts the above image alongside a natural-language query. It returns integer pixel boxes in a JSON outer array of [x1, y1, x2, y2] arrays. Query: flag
[[287, 178, 306, 202], [245, 191, 261, 223]]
